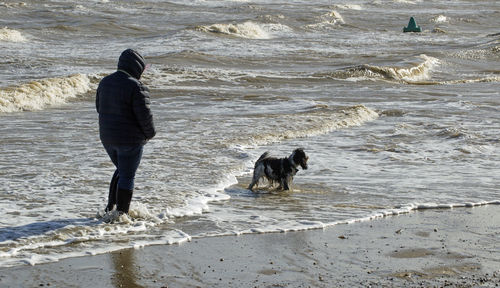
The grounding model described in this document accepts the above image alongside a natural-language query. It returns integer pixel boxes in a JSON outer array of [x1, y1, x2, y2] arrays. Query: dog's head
[[292, 148, 308, 170]]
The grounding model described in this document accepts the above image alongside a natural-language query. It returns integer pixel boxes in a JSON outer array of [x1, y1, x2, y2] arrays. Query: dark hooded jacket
[[96, 49, 156, 144]]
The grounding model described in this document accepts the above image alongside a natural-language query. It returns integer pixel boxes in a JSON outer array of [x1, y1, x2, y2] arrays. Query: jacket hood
[[117, 49, 146, 79]]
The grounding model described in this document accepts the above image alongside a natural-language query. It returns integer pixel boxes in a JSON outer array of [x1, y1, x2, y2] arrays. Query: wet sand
[[0, 206, 499, 287]]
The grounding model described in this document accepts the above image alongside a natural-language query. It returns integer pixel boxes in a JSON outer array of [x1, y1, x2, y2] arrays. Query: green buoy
[[403, 17, 422, 33]]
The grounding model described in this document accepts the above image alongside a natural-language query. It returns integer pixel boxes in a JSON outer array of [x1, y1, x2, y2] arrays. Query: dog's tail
[[255, 152, 270, 167]]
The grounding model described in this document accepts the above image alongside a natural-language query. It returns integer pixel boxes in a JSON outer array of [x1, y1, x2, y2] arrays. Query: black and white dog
[[248, 148, 308, 191]]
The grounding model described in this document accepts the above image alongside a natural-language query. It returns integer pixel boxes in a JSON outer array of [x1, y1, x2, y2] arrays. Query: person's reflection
[[111, 248, 143, 288]]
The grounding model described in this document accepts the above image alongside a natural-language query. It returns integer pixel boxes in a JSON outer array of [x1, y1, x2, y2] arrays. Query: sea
[[0, 0, 499, 268]]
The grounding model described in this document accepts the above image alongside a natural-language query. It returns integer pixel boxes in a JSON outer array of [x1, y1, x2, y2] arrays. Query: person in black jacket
[[96, 49, 156, 215]]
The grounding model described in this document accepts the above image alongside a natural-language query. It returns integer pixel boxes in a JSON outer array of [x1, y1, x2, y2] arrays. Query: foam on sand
[[225, 200, 500, 236], [0, 74, 92, 113], [1, 205, 498, 287]]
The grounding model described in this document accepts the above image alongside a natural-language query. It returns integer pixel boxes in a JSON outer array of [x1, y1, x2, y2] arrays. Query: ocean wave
[[305, 10, 345, 30], [450, 45, 500, 61], [146, 65, 247, 86], [334, 4, 363, 10], [0, 2, 27, 8], [328, 201, 500, 228], [228, 105, 379, 148], [196, 21, 291, 39], [0, 169, 234, 267], [147, 56, 499, 88], [1, 197, 497, 267], [0, 215, 192, 267], [431, 15, 448, 23], [196, 21, 270, 39], [314, 55, 440, 83], [409, 76, 500, 86], [228, 200, 500, 236], [148, 55, 440, 87], [145, 65, 306, 88], [0, 27, 26, 42], [371, 0, 421, 4], [391, 0, 422, 4], [361, 55, 440, 82], [0, 74, 92, 113], [444, 76, 500, 84]]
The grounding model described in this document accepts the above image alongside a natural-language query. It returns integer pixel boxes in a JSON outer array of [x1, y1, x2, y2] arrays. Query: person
[[96, 49, 156, 215]]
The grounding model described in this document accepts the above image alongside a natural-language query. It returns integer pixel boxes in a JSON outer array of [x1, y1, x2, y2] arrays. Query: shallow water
[[0, 0, 499, 267]]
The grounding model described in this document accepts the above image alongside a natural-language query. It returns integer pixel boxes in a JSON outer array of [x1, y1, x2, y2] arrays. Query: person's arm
[[132, 83, 156, 140], [95, 85, 100, 113]]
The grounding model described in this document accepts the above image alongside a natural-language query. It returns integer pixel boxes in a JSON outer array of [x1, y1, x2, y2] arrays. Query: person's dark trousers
[[103, 143, 144, 214], [105, 169, 119, 212]]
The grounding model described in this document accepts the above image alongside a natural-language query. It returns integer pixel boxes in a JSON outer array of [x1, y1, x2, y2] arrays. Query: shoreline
[[1, 205, 499, 287]]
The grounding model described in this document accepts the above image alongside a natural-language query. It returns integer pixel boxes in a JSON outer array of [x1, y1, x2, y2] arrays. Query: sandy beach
[[0, 205, 498, 288]]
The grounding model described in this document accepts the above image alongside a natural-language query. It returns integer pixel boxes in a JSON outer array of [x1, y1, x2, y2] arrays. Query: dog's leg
[[282, 181, 289, 190], [283, 175, 293, 191], [248, 177, 257, 191], [248, 165, 264, 191], [276, 178, 285, 190]]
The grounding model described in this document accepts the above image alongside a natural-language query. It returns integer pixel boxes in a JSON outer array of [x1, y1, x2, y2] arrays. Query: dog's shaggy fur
[[248, 148, 308, 191]]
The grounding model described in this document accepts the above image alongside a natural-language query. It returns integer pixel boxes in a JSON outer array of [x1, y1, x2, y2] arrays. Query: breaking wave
[[334, 4, 363, 10], [442, 76, 500, 85], [0, 74, 92, 113], [314, 55, 440, 83], [0, 27, 26, 42], [147, 55, 498, 88], [305, 10, 345, 30], [229, 105, 379, 148], [431, 15, 448, 23], [450, 45, 500, 61], [0, 2, 27, 8], [196, 21, 291, 39]]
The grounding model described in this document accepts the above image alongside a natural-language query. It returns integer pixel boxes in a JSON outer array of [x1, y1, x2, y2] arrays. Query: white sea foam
[[312, 55, 440, 83], [431, 15, 448, 23], [0, 2, 27, 8], [0, 228, 192, 267], [197, 21, 270, 39], [0, 203, 195, 267], [360, 55, 440, 82], [328, 10, 345, 23], [0, 27, 26, 42], [162, 182, 233, 218], [392, 0, 421, 4], [334, 4, 363, 10], [227, 200, 500, 236], [5, 200, 498, 267], [305, 10, 345, 30], [229, 105, 379, 149], [132, 230, 192, 249], [0, 74, 92, 113], [196, 21, 291, 39]]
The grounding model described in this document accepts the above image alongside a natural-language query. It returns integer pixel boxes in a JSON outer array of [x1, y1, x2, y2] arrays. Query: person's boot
[[116, 188, 133, 215], [105, 170, 119, 213]]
